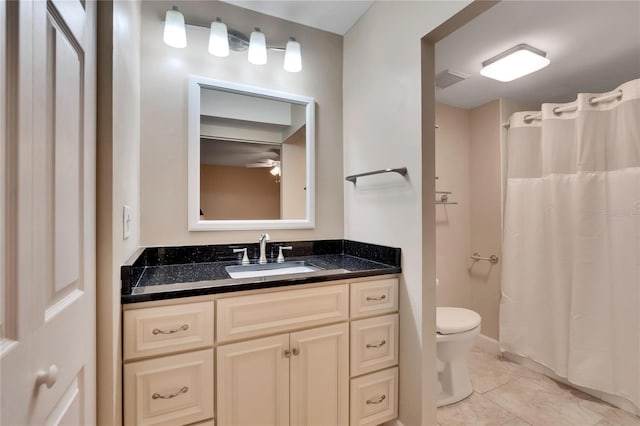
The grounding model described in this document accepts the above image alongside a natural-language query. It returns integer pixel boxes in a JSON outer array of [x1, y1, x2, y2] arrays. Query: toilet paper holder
[[470, 252, 499, 264]]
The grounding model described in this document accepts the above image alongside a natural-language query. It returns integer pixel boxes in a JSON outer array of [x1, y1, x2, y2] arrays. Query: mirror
[[188, 76, 315, 230]]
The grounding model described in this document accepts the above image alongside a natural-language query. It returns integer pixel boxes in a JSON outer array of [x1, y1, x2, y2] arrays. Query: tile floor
[[437, 347, 640, 426]]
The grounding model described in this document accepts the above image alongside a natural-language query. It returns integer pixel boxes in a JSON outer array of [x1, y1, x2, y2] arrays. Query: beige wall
[[435, 103, 472, 309], [96, 1, 141, 424], [343, 2, 472, 424], [469, 100, 502, 341], [434, 98, 532, 342], [139, 0, 343, 246], [200, 165, 280, 220]]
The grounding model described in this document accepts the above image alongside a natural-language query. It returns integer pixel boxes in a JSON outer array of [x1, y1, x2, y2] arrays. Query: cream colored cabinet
[[217, 323, 349, 426], [350, 367, 398, 426], [216, 285, 349, 343], [124, 276, 399, 426], [348, 280, 399, 426], [351, 314, 399, 377], [290, 323, 349, 426], [123, 300, 216, 426], [124, 301, 214, 360], [124, 349, 215, 426], [217, 334, 290, 426]]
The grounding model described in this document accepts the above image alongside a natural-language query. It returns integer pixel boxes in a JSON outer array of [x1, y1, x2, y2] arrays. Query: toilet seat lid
[[436, 307, 481, 334]]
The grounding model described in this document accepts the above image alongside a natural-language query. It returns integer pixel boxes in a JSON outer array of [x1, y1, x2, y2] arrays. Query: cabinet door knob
[[283, 349, 291, 358], [366, 394, 386, 405], [366, 340, 386, 349], [35, 364, 58, 389], [292, 347, 300, 356]]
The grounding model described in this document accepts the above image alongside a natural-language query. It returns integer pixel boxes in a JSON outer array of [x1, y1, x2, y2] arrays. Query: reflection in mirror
[[188, 77, 315, 230]]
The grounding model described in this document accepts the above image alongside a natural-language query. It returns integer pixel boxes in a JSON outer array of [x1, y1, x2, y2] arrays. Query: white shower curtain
[[500, 78, 640, 411]]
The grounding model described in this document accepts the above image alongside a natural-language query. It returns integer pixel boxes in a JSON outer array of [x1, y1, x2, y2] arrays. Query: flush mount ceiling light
[[162, 7, 302, 72], [480, 43, 550, 82]]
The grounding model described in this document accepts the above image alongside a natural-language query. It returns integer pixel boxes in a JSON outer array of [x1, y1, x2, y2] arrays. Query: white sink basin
[[225, 261, 322, 279]]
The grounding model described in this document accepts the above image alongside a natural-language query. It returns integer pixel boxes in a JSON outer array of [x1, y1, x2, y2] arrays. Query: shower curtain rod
[[515, 89, 625, 125]]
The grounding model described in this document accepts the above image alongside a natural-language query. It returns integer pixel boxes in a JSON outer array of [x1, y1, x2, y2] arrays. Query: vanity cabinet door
[[290, 323, 349, 426], [216, 334, 290, 426]]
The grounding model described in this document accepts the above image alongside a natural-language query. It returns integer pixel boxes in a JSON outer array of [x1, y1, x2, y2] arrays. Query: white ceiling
[[221, 0, 374, 35], [220, 1, 639, 108], [435, 1, 640, 109]]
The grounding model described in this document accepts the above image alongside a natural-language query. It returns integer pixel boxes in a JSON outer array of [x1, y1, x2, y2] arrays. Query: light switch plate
[[123, 205, 132, 240]]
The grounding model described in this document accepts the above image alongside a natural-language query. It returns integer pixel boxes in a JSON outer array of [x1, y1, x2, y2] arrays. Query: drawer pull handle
[[366, 340, 387, 349], [152, 386, 189, 400], [366, 394, 386, 405], [152, 324, 189, 335], [366, 295, 386, 301]]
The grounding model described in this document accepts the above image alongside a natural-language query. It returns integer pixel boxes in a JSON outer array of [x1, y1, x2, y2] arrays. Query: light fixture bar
[[480, 43, 550, 82]]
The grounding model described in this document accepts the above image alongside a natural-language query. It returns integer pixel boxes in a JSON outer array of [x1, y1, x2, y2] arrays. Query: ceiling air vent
[[435, 69, 469, 89]]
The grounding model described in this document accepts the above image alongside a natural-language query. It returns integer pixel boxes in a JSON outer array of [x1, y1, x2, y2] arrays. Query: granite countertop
[[121, 240, 401, 303]]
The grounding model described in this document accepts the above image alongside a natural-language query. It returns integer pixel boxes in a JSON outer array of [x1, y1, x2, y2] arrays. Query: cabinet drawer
[[351, 314, 399, 377], [124, 349, 214, 426], [216, 285, 349, 342], [350, 367, 398, 426], [350, 278, 398, 318], [124, 301, 214, 361]]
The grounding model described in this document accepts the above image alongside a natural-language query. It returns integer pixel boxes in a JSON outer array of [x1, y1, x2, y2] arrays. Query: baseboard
[[474, 333, 500, 354]]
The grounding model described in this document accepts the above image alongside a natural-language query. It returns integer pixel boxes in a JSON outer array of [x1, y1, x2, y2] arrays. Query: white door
[[1, 0, 96, 424], [290, 323, 349, 426], [217, 334, 290, 426]]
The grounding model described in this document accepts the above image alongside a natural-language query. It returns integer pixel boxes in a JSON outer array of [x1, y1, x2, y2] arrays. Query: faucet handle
[[260, 233, 271, 242], [233, 248, 250, 265], [277, 246, 293, 263]]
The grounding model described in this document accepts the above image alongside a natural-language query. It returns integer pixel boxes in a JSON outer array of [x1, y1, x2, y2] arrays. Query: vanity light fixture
[[480, 43, 550, 82], [208, 18, 229, 57], [270, 165, 281, 177], [163, 6, 187, 48], [248, 27, 267, 65], [162, 7, 302, 72], [283, 38, 302, 72]]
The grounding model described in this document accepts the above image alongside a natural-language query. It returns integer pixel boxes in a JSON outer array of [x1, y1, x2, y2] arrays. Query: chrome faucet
[[258, 233, 271, 264]]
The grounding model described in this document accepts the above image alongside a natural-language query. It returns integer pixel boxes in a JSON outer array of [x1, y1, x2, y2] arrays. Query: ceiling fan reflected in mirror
[[245, 158, 281, 178]]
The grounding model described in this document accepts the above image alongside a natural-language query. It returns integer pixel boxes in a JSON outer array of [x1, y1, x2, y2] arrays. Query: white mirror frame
[[188, 76, 316, 231]]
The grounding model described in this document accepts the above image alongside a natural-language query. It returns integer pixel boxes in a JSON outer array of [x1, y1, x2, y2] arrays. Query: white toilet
[[436, 307, 481, 407]]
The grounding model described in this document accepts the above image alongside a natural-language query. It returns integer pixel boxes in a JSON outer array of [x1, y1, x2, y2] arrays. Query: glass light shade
[[480, 44, 550, 82], [208, 19, 229, 57], [248, 28, 267, 65], [283, 38, 302, 72], [270, 165, 281, 176], [163, 7, 187, 48]]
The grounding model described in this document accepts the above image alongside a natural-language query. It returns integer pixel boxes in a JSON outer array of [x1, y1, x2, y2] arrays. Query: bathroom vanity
[[121, 240, 401, 426]]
